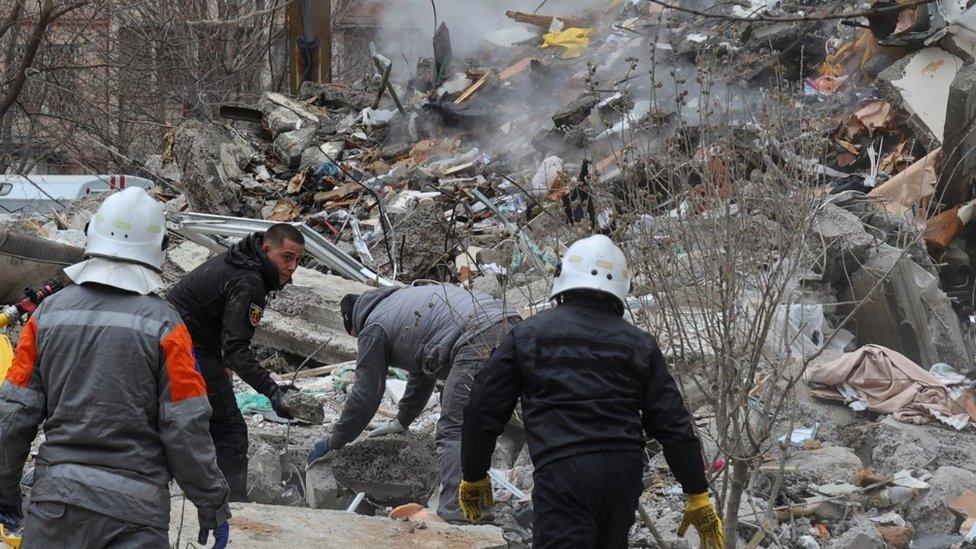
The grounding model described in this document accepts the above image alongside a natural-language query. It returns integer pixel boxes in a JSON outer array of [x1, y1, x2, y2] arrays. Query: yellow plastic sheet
[[0, 335, 12, 382], [541, 27, 592, 59]]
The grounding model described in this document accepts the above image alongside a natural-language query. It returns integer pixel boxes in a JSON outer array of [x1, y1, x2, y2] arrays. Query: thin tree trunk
[[724, 457, 750, 548]]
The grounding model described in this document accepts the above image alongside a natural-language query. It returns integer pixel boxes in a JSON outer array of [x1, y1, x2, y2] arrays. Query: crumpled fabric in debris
[[541, 27, 592, 59], [804, 344, 971, 429]]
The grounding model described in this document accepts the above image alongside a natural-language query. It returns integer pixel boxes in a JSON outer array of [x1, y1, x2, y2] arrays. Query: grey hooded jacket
[[0, 283, 230, 529], [329, 284, 518, 449]]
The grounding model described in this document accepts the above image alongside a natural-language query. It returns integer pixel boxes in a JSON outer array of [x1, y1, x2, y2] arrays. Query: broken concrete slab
[[166, 240, 211, 274], [850, 244, 971, 371], [253, 267, 367, 363], [259, 91, 319, 123], [166, 120, 253, 216], [552, 92, 599, 128], [832, 520, 886, 549], [783, 446, 863, 484], [299, 82, 371, 111], [810, 203, 876, 287], [331, 433, 438, 506], [938, 62, 976, 208], [169, 500, 505, 547], [877, 47, 964, 147], [300, 141, 344, 171], [274, 127, 319, 169], [872, 416, 976, 474], [907, 465, 976, 536], [306, 461, 340, 509], [266, 107, 303, 137], [247, 442, 301, 506], [268, 267, 372, 333], [254, 309, 357, 365]]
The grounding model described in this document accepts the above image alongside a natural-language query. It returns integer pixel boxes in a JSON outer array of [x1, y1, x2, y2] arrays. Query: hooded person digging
[[307, 283, 522, 522]]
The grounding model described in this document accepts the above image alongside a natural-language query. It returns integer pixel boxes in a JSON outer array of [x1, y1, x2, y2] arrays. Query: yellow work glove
[[458, 477, 494, 523], [677, 492, 724, 549]]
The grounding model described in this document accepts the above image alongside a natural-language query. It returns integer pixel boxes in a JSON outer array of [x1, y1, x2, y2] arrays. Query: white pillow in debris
[[527, 156, 564, 200]]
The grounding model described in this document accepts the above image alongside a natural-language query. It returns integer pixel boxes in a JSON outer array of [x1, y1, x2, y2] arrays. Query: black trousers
[[532, 451, 644, 549], [196, 348, 249, 502]]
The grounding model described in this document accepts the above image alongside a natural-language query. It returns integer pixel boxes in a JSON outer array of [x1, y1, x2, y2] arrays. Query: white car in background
[[0, 174, 153, 213]]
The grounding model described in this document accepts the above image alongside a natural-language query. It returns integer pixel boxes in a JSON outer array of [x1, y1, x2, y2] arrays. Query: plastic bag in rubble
[[312, 161, 339, 180], [540, 27, 592, 59], [766, 303, 854, 361], [528, 156, 564, 200], [236, 392, 272, 414], [358, 107, 397, 127]]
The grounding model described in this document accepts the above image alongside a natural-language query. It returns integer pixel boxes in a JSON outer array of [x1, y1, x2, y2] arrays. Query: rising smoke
[[372, 0, 608, 77]]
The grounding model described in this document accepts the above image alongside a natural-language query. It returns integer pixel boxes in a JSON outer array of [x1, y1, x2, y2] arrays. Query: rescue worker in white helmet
[[458, 234, 724, 548], [0, 188, 231, 548]]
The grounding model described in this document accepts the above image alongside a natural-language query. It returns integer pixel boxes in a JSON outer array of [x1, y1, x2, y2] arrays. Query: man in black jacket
[[167, 224, 305, 501], [459, 235, 724, 548]]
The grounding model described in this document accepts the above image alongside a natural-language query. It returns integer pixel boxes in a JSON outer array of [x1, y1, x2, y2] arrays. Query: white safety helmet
[[84, 187, 167, 269], [63, 187, 168, 295], [550, 234, 631, 307]]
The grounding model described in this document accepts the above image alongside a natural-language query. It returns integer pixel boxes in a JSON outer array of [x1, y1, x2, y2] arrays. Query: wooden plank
[[454, 71, 490, 104], [499, 57, 535, 81], [441, 162, 474, 176], [505, 10, 588, 28], [292, 360, 355, 380]]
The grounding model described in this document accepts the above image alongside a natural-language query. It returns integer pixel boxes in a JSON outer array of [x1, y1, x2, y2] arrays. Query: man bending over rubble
[[0, 188, 230, 548], [459, 235, 724, 548], [307, 283, 521, 522], [167, 222, 305, 501]]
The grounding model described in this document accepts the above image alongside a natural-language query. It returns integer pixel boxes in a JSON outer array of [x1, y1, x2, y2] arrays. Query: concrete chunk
[[331, 434, 438, 506], [939, 63, 976, 207], [850, 245, 971, 371], [872, 416, 976, 474], [907, 466, 976, 536], [305, 461, 339, 510], [167, 120, 252, 216], [810, 203, 875, 286], [274, 127, 319, 169], [833, 520, 886, 549], [783, 446, 863, 484], [877, 48, 964, 147]]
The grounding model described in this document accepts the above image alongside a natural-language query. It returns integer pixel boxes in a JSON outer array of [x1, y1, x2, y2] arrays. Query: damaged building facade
[[7, 0, 976, 547]]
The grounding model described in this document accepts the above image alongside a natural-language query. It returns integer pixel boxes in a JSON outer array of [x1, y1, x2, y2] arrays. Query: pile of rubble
[[8, 0, 976, 546]]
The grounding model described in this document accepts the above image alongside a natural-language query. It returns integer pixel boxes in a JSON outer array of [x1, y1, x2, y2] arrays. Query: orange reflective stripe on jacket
[[161, 323, 206, 401], [7, 316, 38, 387]]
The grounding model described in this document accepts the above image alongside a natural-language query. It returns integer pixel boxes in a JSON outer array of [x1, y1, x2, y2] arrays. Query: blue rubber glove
[[307, 439, 331, 468], [198, 522, 230, 549], [213, 522, 230, 549]]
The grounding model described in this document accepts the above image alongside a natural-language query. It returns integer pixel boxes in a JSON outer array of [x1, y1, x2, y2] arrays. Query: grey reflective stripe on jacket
[[354, 284, 517, 375], [0, 284, 230, 529]]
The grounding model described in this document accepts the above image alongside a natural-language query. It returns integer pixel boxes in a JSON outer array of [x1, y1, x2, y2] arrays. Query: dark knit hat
[[340, 294, 360, 335]]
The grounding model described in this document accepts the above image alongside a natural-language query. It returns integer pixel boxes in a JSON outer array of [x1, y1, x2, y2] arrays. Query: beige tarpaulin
[[804, 344, 970, 427], [867, 147, 940, 214]]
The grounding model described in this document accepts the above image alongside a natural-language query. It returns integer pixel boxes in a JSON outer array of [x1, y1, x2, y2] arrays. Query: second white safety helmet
[[84, 187, 167, 270], [550, 234, 631, 307]]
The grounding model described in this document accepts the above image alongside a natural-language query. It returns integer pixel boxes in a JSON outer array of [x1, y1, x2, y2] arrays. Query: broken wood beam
[[454, 71, 491, 104], [499, 57, 536, 81], [371, 60, 392, 110], [505, 10, 588, 29], [293, 360, 354, 380], [370, 54, 405, 114]]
